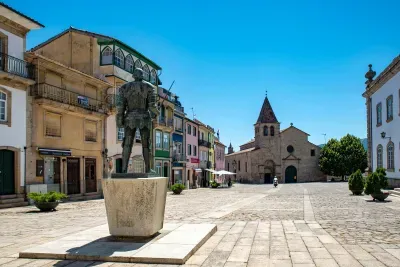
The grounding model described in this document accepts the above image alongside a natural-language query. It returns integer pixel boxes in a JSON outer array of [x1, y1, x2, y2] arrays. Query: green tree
[[319, 134, 367, 178]]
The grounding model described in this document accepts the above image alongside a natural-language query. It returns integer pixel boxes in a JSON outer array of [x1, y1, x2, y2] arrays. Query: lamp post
[[381, 131, 391, 141]]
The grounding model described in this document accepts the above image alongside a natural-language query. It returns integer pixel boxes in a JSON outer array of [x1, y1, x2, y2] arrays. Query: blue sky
[[11, 0, 399, 149]]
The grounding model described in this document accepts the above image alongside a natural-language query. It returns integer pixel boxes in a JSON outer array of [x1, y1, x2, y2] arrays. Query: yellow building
[[25, 53, 112, 199], [30, 27, 162, 176], [195, 119, 215, 187]]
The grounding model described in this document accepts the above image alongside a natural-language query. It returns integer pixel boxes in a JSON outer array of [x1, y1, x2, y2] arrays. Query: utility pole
[[191, 107, 196, 120]]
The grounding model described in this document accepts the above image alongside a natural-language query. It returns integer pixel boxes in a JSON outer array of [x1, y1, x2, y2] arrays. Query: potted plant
[[170, 183, 185, 195], [348, 169, 364, 195], [27, 191, 68, 211], [210, 181, 220, 188], [364, 168, 389, 201]]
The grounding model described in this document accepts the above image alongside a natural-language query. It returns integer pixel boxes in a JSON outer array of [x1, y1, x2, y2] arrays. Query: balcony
[[172, 153, 186, 163], [154, 117, 173, 129], [0, 52, 35, 80], [199, 139, 211, 148], [31, 83, 107, 113]]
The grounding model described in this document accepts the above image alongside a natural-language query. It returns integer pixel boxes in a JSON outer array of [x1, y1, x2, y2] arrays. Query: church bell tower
[[254, 93, 280, 149]]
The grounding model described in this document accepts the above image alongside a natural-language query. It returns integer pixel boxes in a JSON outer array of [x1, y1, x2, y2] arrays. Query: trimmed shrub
[[348, 169, 364, 195], [171, 183, 185, 194], [27, 191, 67, 203], [364, 168, 388, 195], [210, 181, 220, 188]]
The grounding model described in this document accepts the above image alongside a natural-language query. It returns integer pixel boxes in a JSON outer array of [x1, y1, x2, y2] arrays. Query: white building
[[363, 60, 400, 187], [0, 3, 43, 208]]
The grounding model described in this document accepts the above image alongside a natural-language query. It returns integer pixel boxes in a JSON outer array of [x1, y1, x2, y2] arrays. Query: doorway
[[44, 157, 60, 185], [115, 158, 122, 173], [67, 158, 80, 194], [264, 173, 271, 184], [0, 150, 15, 195], [85, 158, 97, 193], [285, 166, 297, 183], [163, 162, 169, 178]]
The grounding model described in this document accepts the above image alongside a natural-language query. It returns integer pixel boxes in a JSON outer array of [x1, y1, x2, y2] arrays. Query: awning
[[38, 148, 71, 157], [215, 170, 236, 175], [205, 169, 218, 174]]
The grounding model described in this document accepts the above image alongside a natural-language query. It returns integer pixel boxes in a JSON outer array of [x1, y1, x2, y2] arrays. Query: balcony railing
[[174, 105, 184, 113], [155, 117, 173, 128], [31, 83, 107, 113], [199, 139, 211, 148], [0, 52, 35, 79], [172, 153, 186, 162]]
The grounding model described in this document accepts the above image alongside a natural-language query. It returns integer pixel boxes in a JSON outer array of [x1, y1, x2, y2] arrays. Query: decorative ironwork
[[0, 52, 35, 79], [31, 83, 107, 113], [199, 139, 211, 148], [172, 153, 186, 162]]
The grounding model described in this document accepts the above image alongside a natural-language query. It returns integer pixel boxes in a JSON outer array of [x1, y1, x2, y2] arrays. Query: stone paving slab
[[19, 223, 217, 265]]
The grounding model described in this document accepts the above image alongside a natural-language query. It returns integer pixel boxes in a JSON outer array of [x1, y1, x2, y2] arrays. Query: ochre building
[[225, 95, 324, 184]]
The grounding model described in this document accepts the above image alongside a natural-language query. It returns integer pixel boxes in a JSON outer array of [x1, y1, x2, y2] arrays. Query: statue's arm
[[147, 85, 159, 118], [116, 85, 127, 128]]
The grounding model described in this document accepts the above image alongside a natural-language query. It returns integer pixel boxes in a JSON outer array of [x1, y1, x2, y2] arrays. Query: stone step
[[0, 201, 28, 209], [0, 197, 25, 204], [0, 194, 17, 199]]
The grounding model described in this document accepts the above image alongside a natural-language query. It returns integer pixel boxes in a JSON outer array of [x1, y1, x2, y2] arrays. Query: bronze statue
[[116, 68, 159, 173]]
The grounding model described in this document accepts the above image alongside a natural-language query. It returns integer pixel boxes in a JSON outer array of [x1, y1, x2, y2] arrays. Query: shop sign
[[191, 158, 199, 163], [38, 148, 71, 157]]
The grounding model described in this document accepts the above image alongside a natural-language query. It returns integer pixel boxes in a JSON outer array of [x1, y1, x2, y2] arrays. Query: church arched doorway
[[264, 168, 272, 184], [285, 166, 297, 183]]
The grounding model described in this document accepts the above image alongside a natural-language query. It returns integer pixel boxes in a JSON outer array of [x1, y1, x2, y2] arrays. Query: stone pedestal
[[102, 177, 168, 237]]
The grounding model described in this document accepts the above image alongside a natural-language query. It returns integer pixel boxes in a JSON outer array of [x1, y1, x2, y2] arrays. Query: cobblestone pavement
[[1, 183, 400, 266]]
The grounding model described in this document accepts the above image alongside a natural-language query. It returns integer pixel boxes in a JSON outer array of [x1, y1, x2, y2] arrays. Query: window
[[188, 124, 192, 135], [188, 144, 192, 155], [194, 145, 197, 156], [387, 142, 395, 170], [263, 126, 268, 136], [85, 120, 97, 142], [174, 142, 182, 154], [245, 162, 247, 172], [270, 126, 275, 136], [125, 55, 134, 73], [377, 145, 383, 169], [45, 112, 61, 137], [135, 59, 142, 71], [143, 64, 150, 81], [311, 149, 315, 156], [201, 132, 204, 140], [163, 133, 169, 151], [150, 69, 157, 84], [114, 49, 124, 68], [287, 145, 294, 153], [133, 158, 144, 173], [101, 46, 112, 64], [117, 128, 124, 141], [155, 161, 162, 175], [135, 129, 141, 141], [387, 95, 393, 121], [0, 91, 6, 121], [156, 131, 162, 149], [174, 117, 183, 131], [227, 163, 230, 171], [238, 161, 241, 171], [194, 127, 197, 136], [376, 102, 382, 126]]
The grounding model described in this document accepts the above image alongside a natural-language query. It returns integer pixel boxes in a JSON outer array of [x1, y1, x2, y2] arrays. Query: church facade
[[225, 95, 325, 184]]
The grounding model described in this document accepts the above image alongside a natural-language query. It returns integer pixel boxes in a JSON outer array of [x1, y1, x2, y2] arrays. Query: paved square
[[1, 183, 400, 266]]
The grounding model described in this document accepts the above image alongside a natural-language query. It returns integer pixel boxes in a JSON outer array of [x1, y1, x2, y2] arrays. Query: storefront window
[[44, 157, 60, 185], [174, 169, 182, 184]]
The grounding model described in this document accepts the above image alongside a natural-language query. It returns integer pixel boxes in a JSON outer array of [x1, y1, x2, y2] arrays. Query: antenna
[[191, 107, 196, 120]]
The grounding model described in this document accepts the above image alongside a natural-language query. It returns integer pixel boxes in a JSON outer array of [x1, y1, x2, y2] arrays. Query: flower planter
[[34, 201, 59, 212], [351, 189, 363, 195], [371, 192, 389, 201]]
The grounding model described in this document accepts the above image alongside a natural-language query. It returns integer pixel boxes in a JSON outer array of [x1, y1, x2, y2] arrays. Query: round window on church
[[287, 145, 294, 153]]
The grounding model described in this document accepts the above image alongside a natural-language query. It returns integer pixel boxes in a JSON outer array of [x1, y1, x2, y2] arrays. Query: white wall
[[0, 85, 26, 185], [0, 28, 24, 59], [371, 72, 400, 180]]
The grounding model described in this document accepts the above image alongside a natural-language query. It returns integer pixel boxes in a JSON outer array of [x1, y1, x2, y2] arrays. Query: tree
[[319, 134, 367, 178]]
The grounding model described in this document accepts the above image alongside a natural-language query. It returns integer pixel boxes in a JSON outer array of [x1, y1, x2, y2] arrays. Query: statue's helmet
[[133, 68, 144, 80]]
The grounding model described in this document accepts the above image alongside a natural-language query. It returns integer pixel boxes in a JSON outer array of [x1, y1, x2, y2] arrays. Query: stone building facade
[[363, 61, 400, 188], [225, 95, 324, 184]]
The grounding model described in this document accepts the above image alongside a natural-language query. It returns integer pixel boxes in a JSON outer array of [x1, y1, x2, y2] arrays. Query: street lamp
[[381, 131, 391, 141]]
